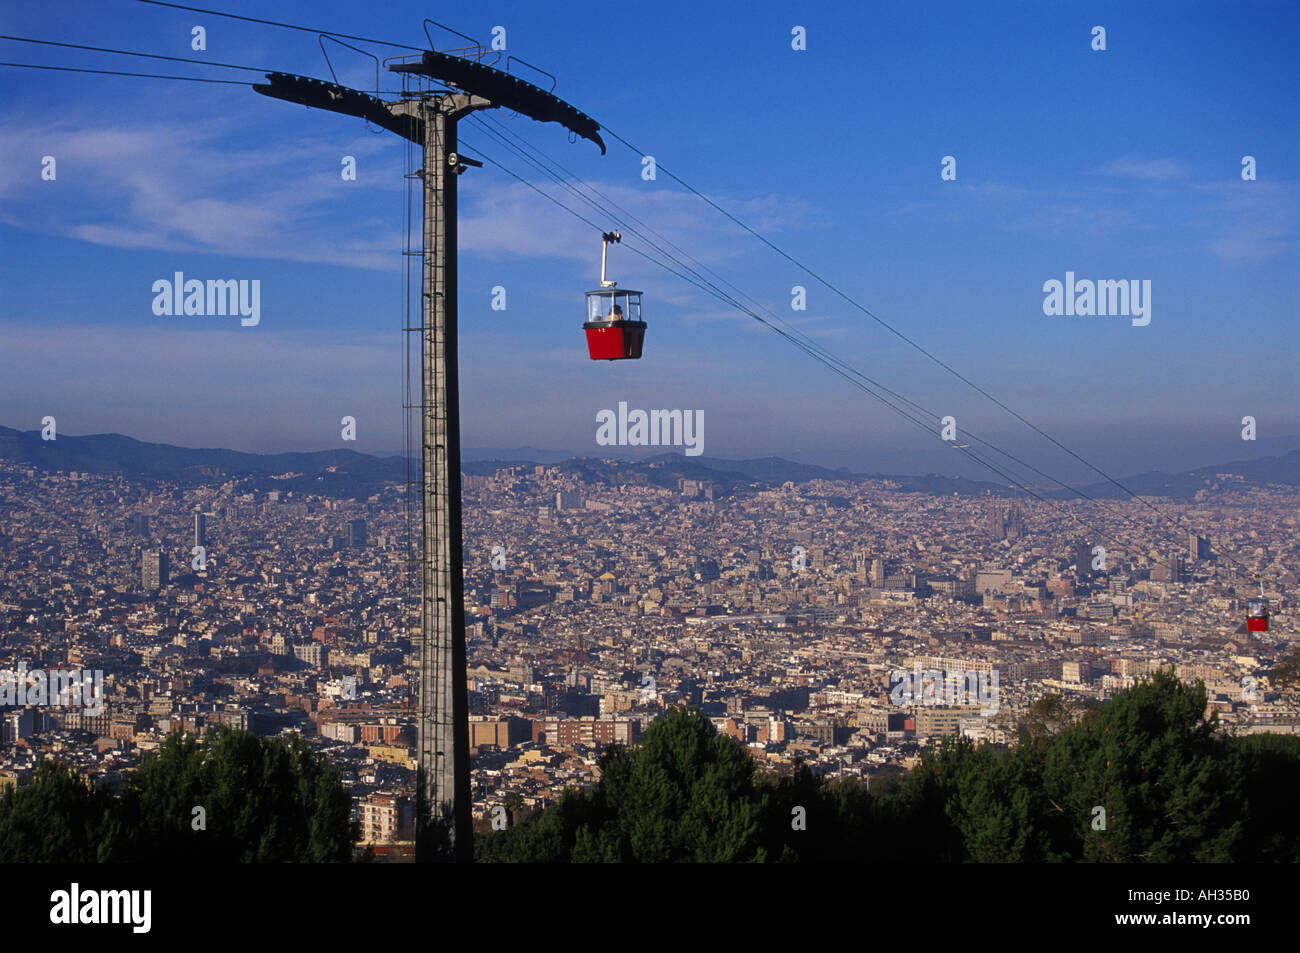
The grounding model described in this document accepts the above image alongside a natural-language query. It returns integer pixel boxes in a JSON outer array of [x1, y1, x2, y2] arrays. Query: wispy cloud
[[1016, 202, 1140, 239], [1197, 178, 1298, 264], [1095, 157, 1190, 181], [459, 177, 814, 267], [0, 110, 815, 277], [0, 116, 401, 269], [892, 159, 1297, 261]]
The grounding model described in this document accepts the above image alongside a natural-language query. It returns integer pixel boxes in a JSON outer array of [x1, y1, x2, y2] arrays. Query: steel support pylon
[[407, 93, 481, 861], [253, 62, 602, 862]]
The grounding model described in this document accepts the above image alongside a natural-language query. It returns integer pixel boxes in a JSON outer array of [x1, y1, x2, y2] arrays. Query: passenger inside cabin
[[606, 303, 623, 322]]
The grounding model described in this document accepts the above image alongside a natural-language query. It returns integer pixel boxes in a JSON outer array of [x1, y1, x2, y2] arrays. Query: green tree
[[1230, 733, 1300, 861], [1040, 671, 1241, 861], [0, 759, 115, 862], [1016, 693, 1096, 744], [114, 727, 356, 862], [478, 706, 770, 862], [603, 706, 766, 861]]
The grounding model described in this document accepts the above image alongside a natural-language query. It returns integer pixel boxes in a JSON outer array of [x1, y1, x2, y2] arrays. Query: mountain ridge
[[1, 425, 1296, 501]]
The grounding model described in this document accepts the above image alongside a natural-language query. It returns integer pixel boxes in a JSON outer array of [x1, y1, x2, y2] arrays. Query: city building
[[142, 549, 169, 589]]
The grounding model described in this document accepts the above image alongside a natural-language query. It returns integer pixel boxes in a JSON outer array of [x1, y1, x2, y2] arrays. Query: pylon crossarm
[[252, 71, 423, 142], [389, 50, 605, 153]]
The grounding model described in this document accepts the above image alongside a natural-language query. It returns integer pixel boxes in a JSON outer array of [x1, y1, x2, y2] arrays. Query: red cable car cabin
[[584, 288, 645, 360], [1247, 599, 1269, 632]]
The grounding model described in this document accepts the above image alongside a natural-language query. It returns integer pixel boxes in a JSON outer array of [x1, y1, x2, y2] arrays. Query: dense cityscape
[[1, 453, 1293, 858]]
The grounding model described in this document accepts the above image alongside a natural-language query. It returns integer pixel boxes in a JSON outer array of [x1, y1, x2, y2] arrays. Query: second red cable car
[[1247, 599, 1269, 632]]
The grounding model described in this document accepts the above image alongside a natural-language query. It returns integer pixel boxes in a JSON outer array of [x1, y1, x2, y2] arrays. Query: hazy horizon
[[4, 418, 1299, 486]]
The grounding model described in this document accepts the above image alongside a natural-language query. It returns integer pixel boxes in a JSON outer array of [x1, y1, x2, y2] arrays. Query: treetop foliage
[[477, 673, 1300, 863], [0, 726, 355, 863]]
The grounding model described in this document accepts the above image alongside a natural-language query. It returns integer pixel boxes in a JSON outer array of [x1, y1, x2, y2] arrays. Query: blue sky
[[1, 0, 1297, 482]]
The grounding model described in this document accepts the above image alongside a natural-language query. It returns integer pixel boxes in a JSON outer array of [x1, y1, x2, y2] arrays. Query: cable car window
[[623, 293, 641, 321]]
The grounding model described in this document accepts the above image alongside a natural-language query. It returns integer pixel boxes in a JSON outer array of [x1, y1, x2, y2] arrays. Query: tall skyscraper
[[142, 549, 169, 590], [871, 558, 886, 588], [1188, 533, 1210, 562], [1074, 540, 1092, 580], [347, 518, 367, 549], [130, 513, 150, 537], [194, 511, 207, 549]]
